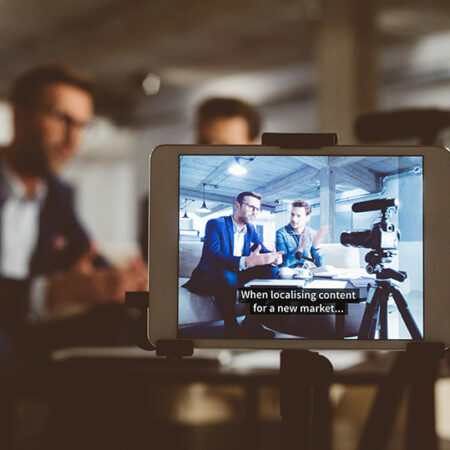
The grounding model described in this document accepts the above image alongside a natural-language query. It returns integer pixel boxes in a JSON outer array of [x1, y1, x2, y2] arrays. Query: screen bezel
[[148, 144, 449, 350]]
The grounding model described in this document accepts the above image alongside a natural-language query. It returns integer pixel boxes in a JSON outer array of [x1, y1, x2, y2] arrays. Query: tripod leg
[[358, 288, 379, 339], [357, 353, 408, 450], [311, 382, 333, 450], [404, 343, 445, 450], [280, 350, 333, 450], [370, 288, 390, 339], [405, 361, 438, 450], [379, 294, 388, 339], [368, 302, 378, 339], [390, 287, 423, 339], [280, 350, 313, 450]]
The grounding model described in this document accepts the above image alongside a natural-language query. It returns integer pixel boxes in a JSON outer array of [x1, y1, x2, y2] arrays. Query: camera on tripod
[[340, 198, 399, 251], [340, 198, 404, 280], [339, 198, 422, 339]]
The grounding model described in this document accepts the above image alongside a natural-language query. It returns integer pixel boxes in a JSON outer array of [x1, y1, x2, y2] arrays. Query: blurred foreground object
[[355, 108, 450, 145]]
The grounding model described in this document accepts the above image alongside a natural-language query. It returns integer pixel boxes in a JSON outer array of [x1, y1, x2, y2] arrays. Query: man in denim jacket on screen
[[276, 200, 326, 268]]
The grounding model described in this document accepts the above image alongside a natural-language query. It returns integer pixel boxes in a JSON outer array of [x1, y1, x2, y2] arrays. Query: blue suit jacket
[[0, 158, 107, 325], [185, 215, 268, 293]]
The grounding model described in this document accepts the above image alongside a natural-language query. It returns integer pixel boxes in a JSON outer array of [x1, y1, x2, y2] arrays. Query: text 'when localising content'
[[238, 288, 360, 315]]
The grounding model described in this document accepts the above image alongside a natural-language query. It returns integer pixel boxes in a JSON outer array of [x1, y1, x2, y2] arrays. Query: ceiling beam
[[194, 158, 234, 190], [293, 156, 328, 169], [329, 156, 366, 167], [334, 164, 380, 193], [257, 166, 319, 199], [180, 187, 275, 209], [200, 203, 231, 215]]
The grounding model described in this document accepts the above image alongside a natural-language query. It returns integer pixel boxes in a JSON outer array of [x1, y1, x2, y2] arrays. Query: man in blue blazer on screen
[[184, 191, 283, 337]]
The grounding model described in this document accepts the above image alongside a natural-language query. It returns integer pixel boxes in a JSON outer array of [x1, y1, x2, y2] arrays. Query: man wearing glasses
[[0, 65, 147, 361], [184, 191, 283, 337]]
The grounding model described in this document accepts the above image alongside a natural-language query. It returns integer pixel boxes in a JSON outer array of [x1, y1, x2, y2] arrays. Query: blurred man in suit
[[0, 64, 147, 361], [140, 97, 262, 261], [196, 97, 261, 145]]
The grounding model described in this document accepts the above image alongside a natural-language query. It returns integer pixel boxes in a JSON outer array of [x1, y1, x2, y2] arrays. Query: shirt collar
[[231, 216, 247, 234], [286, 223, 297, 234], [1, 161, 47, 202], [286, 223, 307, 235]]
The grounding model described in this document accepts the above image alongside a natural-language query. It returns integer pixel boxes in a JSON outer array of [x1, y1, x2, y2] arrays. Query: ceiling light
[[228, 157, 247, 176], [197, 183, 210, 212], [198, 201, 210, 212], [182, 198, 189, 218], [142, 73, 161, 95]]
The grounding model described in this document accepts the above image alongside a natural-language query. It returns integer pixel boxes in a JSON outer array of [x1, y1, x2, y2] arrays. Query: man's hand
[[70, 242, 98, 274], [313, 226, 328, 249], [272, 250, 284, 266], [245, 245, 284, 268], [297, 229, 312, 253], [47, 250, 148, 312]]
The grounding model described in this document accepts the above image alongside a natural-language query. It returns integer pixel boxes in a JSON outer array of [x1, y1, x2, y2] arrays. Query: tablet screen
[[177, 155, 423, 340]]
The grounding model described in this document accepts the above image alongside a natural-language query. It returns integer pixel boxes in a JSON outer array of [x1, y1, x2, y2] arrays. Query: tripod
[[358, 267, 423, 340]]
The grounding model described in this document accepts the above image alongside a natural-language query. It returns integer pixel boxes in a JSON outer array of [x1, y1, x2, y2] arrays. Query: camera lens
[[340, 230, 372, 248], [340, 232, 352, 247]]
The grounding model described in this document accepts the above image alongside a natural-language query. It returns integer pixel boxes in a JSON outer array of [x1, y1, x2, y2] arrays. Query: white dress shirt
[[0, 163, 48, 320], [231, 216, 248, 271]]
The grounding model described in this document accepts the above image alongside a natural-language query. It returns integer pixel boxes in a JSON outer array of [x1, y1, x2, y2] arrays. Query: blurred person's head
[[234, 191, 261, 225], [290, 200, 311, 233], [196, 97, 261, 145], [8, 64, 94, 176]]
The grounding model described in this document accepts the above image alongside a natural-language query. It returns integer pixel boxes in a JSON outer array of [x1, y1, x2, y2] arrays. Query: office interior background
[[0, 0, 448, 260], [0, 0, 448, 449]]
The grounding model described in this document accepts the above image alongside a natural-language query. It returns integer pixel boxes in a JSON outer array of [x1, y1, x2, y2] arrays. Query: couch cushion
[[179, 241, 204, 278], [178, 278, 247, 327]]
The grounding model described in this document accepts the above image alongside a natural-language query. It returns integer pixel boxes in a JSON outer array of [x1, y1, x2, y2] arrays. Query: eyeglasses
[[44, 108, 92, 130], [239, 202, 260, 213]]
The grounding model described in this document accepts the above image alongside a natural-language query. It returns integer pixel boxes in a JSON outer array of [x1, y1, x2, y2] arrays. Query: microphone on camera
[[351, 198, 397, 213]]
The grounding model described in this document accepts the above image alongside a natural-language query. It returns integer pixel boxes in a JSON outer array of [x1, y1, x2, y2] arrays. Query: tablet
[[148, 144, 449, 350]]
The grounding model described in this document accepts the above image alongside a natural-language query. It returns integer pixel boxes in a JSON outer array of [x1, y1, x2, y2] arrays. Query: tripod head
[[365, 250, 407, 282]]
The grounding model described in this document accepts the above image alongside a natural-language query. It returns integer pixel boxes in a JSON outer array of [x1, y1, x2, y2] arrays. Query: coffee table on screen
[[243, 274, 376, 339]]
